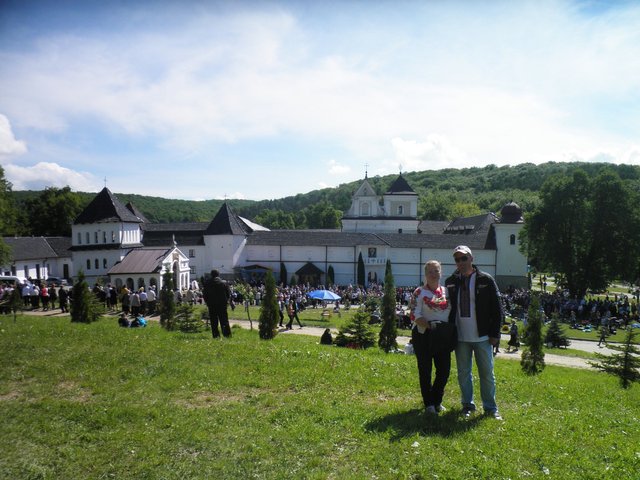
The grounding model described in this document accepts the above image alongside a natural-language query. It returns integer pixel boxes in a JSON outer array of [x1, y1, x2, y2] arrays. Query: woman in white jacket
[[412, 260, 454, 414]]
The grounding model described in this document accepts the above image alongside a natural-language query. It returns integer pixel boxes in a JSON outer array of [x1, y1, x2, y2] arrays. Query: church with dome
[[64, 173, 528, 293]]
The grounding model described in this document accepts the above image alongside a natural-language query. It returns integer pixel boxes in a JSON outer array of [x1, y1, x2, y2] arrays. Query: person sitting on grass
[[118, 313, 130, 328]]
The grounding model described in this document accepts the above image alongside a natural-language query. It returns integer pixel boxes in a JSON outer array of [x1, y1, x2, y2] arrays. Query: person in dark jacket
[[203, 269, 232, 338], [445, 245, 504, 420]]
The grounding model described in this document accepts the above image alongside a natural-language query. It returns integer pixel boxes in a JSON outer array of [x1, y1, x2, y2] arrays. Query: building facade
[[59, 174, 527, 290]]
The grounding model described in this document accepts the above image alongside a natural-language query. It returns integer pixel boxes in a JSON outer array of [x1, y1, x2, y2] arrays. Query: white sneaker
[[425, 405, 437, 414], [436, 405, 447, 413]]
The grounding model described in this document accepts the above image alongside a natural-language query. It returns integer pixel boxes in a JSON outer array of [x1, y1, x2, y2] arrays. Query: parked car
[[46, 277, 68, 287]]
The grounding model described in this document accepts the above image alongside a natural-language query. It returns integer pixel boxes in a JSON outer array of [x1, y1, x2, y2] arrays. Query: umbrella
[[307, 290, 342, 301]]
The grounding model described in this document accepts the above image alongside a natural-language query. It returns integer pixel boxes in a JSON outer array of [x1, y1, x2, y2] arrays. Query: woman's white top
[[413, 285, 451, 333]]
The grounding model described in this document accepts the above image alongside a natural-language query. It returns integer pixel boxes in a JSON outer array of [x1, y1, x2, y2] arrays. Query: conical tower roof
[[204, 202, 252, 235], [74, 188, 144, 224], [386, 174, 417, 195]]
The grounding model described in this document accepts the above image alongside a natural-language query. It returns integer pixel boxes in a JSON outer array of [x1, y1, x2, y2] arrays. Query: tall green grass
[[1, 315, 638, 479]]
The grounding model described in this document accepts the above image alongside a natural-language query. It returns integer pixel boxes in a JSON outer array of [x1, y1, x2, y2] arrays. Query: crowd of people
[[0, 279, 70, 313], [502, 286, 640, 329]]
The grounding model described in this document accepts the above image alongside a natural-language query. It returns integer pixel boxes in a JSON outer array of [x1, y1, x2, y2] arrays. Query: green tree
[[255, 209, 295, 229], [357, 252, 365, 287], [304, 200, 342, 229], [280, 262, 287, 286], [378, 259, 398, 353], [159, 270, 176, 330], [176, 302, 202, 333], [522, 169, 640, 297], [259, 271, 278, 340], [335, 307, 376, 349], [70, 271, 103, 323], [24, 186, 83, 236], [521, 294, 545, 375], [8, 287, 23, 322], [0, 166, 15, 264], [590, 329, 640, 389], [544, 313, 571, 348]]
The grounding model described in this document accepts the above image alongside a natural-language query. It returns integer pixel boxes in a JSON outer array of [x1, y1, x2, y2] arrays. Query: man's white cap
[[453, 245, 473, 256]]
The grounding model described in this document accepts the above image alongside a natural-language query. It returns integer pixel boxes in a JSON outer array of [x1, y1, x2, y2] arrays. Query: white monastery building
[[59, 173, 528, 291]]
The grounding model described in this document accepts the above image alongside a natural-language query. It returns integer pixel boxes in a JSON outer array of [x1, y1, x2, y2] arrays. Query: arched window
[[86, 259, 91, 270], [360, 202, 370, 216], [398, 205, 404, 215], [510, 234, 516, 245], [94, 258, 99, 269], [103, 258, 107, 268]]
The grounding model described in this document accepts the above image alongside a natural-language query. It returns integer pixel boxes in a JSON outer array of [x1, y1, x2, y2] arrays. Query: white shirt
[[413, 285, 451, 333], [455, 272, 488, 342]]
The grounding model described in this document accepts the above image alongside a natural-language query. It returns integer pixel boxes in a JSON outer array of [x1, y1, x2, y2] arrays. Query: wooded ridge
[[8, 161, 640, 231]]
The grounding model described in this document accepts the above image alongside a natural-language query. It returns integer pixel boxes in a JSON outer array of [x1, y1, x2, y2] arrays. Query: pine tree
[[159, 269, 176, 330], [259, 271, 279, 340], [521, 294, 545, 375], [357, 252, 365, 287], [335, 307, 376, 349], [9, 286, 23, 322], [70, 271, 103, 323], [544, 313, 571, 348], [589, 329, 640, 389], [378, 259, 398, 352], [328, 265, 335, 285], [176, 302, 202, 333]]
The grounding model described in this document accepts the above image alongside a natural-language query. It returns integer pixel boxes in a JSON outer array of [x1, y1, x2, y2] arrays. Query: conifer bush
[[70, 271, 103, 323], [590, 328, 640, 389], [159, 270, 176, 330], [521, 294, 545, 375], [258, 271, 278, 340], [176, 302, 202, 333], [335, 307, 376, 349], [544, 313, 571, 348], [378, 259, 398, 353]]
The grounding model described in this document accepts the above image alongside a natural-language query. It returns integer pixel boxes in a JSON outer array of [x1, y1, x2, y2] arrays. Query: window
[[103, 232, 107, 243], [86, 232, 90, 244], [398, 205, 404, 215], [360, 202, 370, 216], [95, 232, 98, 243], [111, 231, 116, 242], [103, 258, 107, 268], [86, 259, 91, 270], [189, 249, 195, 258], [95, 259, 99, 269], [77, 232, 82, 244], [190, 266, 197, 275], [510, 234, 516, 245]]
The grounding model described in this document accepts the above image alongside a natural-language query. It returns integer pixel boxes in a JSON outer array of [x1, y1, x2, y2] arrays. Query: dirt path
[[19, 309, 606, 369]]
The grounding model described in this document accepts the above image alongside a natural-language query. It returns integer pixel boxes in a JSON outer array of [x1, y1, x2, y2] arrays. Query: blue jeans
[[455, 340, 498, 412]]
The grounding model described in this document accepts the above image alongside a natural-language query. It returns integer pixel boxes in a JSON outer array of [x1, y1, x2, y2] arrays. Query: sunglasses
[[454, 255, 469, 263]]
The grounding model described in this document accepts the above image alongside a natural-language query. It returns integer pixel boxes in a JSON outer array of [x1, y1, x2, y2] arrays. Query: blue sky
[[1, 0, 639, 200]]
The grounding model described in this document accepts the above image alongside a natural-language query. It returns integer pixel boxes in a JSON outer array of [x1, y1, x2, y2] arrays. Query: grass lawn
[[1, 314, 639, 479]]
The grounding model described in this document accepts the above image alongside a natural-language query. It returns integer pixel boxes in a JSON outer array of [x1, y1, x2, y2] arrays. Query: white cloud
[[4, 162, 99, 191], [0, 114, 27, 160], [1, 2, 640, 199], [328, 160, 350, 175], [391, 135, 470, 172]]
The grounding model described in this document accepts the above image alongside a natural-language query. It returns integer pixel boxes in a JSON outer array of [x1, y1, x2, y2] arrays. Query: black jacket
[[445, 267, 504, 339], [203, 276, 230, 307]]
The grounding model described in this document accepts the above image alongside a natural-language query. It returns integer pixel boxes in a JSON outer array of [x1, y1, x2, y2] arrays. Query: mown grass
[[1, 314, 639, 479]]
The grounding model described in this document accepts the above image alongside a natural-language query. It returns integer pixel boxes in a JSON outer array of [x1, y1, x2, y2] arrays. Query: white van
[[0, 276, 27, 286]]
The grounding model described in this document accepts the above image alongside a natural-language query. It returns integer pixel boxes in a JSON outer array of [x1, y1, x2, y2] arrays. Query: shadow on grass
[[365, 408, 485, 440]]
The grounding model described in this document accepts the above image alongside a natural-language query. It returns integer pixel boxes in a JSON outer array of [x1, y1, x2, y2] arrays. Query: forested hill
[[8, 161, 640, 233]]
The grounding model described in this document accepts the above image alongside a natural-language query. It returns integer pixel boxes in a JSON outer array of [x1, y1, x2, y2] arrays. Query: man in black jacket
[[445, 245, 504, 420], [203, 269, 232, 338]]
